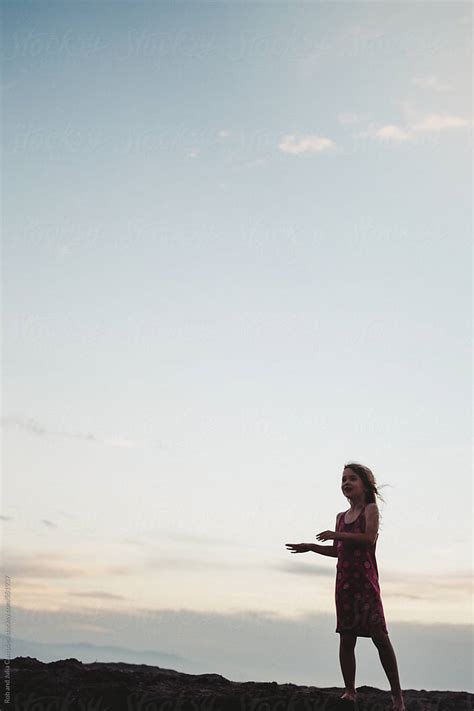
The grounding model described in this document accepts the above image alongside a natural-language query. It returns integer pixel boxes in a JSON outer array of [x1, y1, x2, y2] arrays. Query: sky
[[1, 0, 472, 693]]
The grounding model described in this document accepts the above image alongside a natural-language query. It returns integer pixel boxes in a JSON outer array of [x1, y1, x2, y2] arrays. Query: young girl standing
[[286, 462, 405, 711]]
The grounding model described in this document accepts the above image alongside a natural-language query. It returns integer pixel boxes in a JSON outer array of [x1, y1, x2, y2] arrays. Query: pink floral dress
[[335, 505, 388, 637]]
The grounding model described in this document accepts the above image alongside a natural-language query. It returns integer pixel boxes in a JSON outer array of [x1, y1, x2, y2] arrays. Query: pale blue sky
[[1, 0, 472, 692]]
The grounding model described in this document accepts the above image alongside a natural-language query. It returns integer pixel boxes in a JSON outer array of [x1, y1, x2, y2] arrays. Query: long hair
[[343, 462, 386, 506]]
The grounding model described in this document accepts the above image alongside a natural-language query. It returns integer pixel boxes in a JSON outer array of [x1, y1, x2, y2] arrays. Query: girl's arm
[[286, 543, 336, 556], [311, 544, 338, 557], [312, 512, 342, 556]]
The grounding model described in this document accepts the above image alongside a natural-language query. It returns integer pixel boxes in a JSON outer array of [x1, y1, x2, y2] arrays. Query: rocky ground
[[6, 657, 473, 711]]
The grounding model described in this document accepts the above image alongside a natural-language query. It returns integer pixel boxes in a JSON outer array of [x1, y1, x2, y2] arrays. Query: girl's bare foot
[[340, 689, 357, 702], [391, 692, 406, 710]]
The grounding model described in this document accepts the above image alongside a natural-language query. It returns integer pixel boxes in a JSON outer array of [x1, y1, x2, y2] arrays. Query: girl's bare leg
[[371, 632, 405, 710], [339, 632, 358, 700]]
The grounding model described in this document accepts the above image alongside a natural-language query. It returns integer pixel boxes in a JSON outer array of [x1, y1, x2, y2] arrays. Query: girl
[[286, 462, 405, 711]]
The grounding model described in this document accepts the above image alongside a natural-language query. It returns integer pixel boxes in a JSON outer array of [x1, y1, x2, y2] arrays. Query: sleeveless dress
[[335, 505, 388, 637]]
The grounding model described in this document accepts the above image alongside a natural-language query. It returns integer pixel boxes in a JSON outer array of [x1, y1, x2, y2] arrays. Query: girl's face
[[341, 467, 366, 500]]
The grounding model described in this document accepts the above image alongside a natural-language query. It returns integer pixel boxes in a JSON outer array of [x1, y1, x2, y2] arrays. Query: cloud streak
[[147, 528, 259, 549], [361, 112, 470, 143], [0, 415, 159, 450], [278, 134, 336, 154], [412, 75, 450, 92], [69, 591, 128, 601], [338, 112, 359, 125], [374, 124, 411, 142], [2, 552, 134, 581], [272, 561, 335, 578], [410, 114, 470, 132], [145, 553, 262, 572], [41, 519, 57, 528], [3, 558, 92, 580], [7, 547, 471, 607]]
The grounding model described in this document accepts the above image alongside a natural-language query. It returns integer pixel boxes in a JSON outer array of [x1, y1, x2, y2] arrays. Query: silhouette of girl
[[286, 462, 405, 711]]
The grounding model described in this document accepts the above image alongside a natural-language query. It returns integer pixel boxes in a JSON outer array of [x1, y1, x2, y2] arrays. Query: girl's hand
[[285, 543, 312, 554], [316, 530, 335, 542]]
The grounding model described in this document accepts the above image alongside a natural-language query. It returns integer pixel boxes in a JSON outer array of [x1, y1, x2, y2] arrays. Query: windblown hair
[[343, 462, 386, 506]]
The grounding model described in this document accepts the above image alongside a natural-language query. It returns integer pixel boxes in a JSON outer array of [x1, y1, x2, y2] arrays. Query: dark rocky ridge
[[7, 657, 473, 711]]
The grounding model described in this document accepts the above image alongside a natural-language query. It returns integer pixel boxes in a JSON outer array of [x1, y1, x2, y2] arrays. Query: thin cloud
[[69, 591, 128, 601], [0, 415, 154, 450], [119, 538, 146, 547], [361, 112, 470, 143], [2, 416, 47, 436], [148, 528, 259, 549], [411, 114, 470, 132], [4, 558, 92, 580], [360, 122, 411, 142], [412, 75, 450, 92], [108, 565, 135, 576], [0, 515, 13, 522], [275, 562, 472, 599], [338, 112, 359, 125], [423, 573, 473, 593], [2, 552, 135, 581], [273, 561, 335, 578], [146, 554, 258, 572], [375, 124, 411, 142], [381, 571, 473, 602], [217, 129, 233, 142], [278, 134, 336, 155]]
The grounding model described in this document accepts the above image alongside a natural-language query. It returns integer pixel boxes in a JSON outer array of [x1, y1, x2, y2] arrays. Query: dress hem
[[336, 625, 388, 637]]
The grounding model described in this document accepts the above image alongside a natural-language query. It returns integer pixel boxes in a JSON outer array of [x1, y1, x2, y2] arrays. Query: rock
[[9, 657, 474, 711]]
